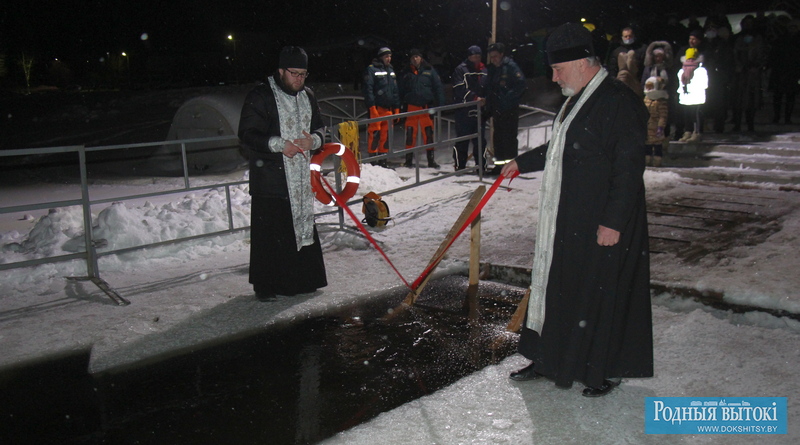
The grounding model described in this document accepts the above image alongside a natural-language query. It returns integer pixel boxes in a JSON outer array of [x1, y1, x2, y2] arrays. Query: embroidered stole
[[268, 77, 315, 251], [526, 68, 608, 332]]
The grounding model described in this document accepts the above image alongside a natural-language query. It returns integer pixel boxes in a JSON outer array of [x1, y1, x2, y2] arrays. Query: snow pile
[[0, 162, 406, 282], [2, 207, 86, 259]]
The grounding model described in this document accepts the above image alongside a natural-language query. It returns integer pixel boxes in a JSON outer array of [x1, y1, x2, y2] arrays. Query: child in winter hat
[[643, 76, 669, 166]]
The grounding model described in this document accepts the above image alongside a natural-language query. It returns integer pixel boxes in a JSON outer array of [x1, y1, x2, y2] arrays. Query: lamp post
[[121, 51, 130, 86], [227, 34, 237, 58], [227, 34, 238, 84], [490, 0, 497, 45], [487, 0, 498, 161]]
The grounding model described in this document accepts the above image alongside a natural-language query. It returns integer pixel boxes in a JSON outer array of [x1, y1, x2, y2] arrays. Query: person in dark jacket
[[399, 49, 445, 168], [485, 43, 526, 175], [731, 16, 767, 132], [362, 47, 400, 167], [768, 19, 800, 124], [237, 46, 327, 301], [501, 23, 653, 398], [702, 21, 735, 133], [452, 45, 488, 171]]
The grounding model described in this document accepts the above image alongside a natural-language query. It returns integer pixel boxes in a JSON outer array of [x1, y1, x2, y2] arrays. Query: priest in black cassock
[[238, 46, 327, 301], [501, 23, 653, 397]]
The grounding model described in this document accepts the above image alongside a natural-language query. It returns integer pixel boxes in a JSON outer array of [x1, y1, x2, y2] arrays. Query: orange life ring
[[310, 142, 361, 206]]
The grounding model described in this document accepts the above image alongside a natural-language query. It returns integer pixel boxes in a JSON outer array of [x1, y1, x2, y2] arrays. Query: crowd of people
[[358, 10, 800, 171], [361, 43, 526, 175], [602, 11, 800, 145]]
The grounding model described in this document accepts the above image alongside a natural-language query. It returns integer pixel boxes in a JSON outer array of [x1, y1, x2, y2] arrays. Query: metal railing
[[0, 136, 248, 305], [0, 97, 555, 304]]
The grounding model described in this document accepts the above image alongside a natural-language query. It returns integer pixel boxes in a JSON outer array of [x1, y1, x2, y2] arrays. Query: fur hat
[[278, 46, 308, 70], [644, 41, 673, 68], [546, 23, 595, 64]]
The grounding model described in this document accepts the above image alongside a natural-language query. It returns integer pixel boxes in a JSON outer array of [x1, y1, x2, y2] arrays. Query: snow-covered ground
[[2, 141, 799, 443]]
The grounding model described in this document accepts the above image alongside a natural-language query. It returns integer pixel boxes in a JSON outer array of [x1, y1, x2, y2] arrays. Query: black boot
[[509, 362, 542, 381], [426, 150, 439, 169], [582, 379, 621, 397], [404, 153, 414, 168], [255, 288, 276, 302]]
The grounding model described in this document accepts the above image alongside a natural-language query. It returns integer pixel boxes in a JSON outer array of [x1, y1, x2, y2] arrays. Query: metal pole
[[491, 0, 497, 45], [76, 145, 130, 305], [181, 142, 190, 189], [488, 0, 497, 167], [478, 104, 485, 179], [78, 146, 98, 279], [335, 158, 345, 231], [225, 185, 234, 230]]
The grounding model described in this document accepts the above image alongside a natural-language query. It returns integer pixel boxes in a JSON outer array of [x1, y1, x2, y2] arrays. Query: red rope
[[319, 171, 519, 292], [320, 176, 413, 289], [410, 171, 518, 289]]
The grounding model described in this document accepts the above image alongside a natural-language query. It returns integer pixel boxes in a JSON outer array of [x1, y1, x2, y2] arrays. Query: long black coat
[[515, 75, 653, 389]]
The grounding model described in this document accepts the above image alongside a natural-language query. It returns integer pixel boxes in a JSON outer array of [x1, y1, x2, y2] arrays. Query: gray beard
[[561, 87, 576, 97]]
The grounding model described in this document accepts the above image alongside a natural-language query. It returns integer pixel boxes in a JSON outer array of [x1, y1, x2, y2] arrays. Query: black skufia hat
[[546, 23, 595, 64], [279, 46, 308, 69]]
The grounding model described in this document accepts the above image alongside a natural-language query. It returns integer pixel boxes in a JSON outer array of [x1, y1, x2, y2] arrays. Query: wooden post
[[402, 185, 486, 306], [469, 213, 481, 287], [464, 212, 482, 320], [506, 288, 530, 333]]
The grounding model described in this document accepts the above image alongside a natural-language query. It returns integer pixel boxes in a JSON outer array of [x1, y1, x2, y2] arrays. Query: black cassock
[[515, 75, 653, 389], [238, 75, 328, 297], [249, 196, 327, 296]]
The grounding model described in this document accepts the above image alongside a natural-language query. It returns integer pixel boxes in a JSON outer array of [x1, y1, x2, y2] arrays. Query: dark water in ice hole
[[0, 275, 523, 445]]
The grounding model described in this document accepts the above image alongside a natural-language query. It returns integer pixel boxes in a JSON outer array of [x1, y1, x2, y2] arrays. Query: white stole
[[268, 77, 315, 251], [526, 68, 608, 332]]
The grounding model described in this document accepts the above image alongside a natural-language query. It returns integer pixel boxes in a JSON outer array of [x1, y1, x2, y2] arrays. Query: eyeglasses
[[286, 69, 309, 79]]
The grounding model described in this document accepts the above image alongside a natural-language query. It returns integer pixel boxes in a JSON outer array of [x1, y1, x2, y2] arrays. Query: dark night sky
[[0, 0, 787, 86], [3, 0, 781, 58]]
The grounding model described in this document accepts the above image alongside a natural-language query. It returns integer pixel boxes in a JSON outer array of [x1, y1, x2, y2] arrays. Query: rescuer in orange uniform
[[362, 47, 400, 168]]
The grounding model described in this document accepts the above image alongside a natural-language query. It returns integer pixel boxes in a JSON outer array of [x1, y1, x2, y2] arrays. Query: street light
[[227, 34, 237, 60], [227, 34, 238, 84], [121, 51, 130, 85]]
